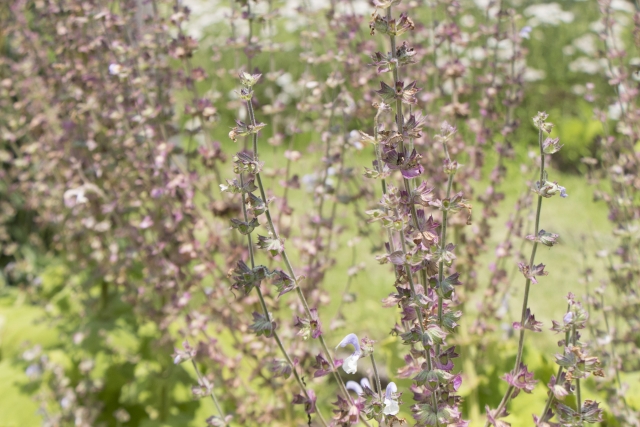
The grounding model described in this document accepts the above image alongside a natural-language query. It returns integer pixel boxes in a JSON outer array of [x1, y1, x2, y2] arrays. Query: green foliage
[[0, 263, 207, 427], [549, 103, 603, 172]]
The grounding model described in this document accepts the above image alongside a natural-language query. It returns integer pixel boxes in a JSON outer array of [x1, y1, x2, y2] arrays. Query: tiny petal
[[346, 381, 364, 395], [336, 333, 361, 353], [383, 398, 400, 415], [385, 381, 398, 399], [559, 185, 568, 198], [342, 353, 360, 374]]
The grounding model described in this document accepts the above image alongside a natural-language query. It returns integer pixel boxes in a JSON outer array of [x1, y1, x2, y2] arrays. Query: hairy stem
[[246, 94, 371, 427], [239, 174, 329, 426], [485, 125, 546, 427], [190, 359, 226, 422]]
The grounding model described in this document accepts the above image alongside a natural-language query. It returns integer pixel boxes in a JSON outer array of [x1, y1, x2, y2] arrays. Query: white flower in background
[[64, 187, 88, 207], [460, 14, 475, 28], [108, 63, 122, 75], [382, 382, 400, 416], [573, 34, 597, 56], [568, 57, 603, 75], [336, 333, 361, 374], [348, 130, 364, 150], [301, 173, 318, 192], [611, 0, 635, 12], [524, 68, 546, 82], [608, 102, 623, 121]]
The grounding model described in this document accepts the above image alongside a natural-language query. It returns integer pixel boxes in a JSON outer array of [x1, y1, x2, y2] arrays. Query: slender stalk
[[572, 324, 582, 423], [190, 359, 225, 422], [370, 354, 383, 398], [484, 124, 546, 427], [539, 365, 563, 422], [306, 92, 341, 283], [373, 112, 398, 256], [600, 292, 623, 390], [436, 172, 454, 339], [384, 3, 440, 418], [246, 90, 371, 427], [539, 307, 570, 422], [332, 244, 357, 325], [322, 113, 351, 263], [240, 172, 328, 426], [385, 5, 447, 302]]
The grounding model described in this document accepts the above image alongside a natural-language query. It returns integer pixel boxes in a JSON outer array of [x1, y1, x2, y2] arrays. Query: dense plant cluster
[[1, 0, 639, 426]]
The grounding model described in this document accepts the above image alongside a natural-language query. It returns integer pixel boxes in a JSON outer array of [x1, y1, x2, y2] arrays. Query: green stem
[[240, 165, 328, 426], [190, 359, 225, 422], [386, 4, 439, 421], [539, 305, 570, 422], [436, 172, 454, 349], [370, 354, 383, 398], [246, 94, 369, 427], [484, 125, 546, 427], [572, 324, 581, 423], [539, 365, 563, 422]]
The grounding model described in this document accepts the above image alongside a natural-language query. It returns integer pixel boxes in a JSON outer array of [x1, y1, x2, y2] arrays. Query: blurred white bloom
[[573, 34, 597, 56], [611, 0, 635, 12], [523, 68, 545, 82], [468, 47, 486, 62], [525, 3, 574, 26], [473, 0, 492, 9], [568, 57, 602, 75], [460, 14, 475, 27], [301, 174, 317, 192], [64, 187, 88, 207], [348, 130, 364, 150], [276, 72, 293, 87], [571, 84, 586, 95], [108, 63, 121, 75], [608, 102, 623, 121]]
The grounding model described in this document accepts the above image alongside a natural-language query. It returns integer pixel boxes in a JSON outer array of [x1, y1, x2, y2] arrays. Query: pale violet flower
[[382, 382, 399, 416], [519, 26, 532, 39], [559, 185, 568, 198], [345, 377, 372, 395], [336, 333, 361, 374], [346, 381, 363, 395], [108, 63, 122, 75], [173, 341, 196, 365], [25, 364, 42, 380]]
